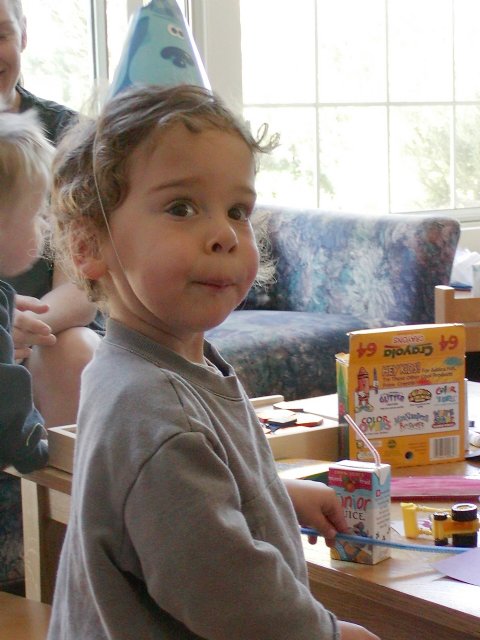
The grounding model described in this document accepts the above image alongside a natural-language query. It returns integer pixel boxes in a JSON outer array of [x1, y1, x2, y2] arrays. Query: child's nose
[[206, 216, 239, 254]]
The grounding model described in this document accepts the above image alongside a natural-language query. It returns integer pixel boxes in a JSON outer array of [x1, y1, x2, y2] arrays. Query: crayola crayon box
[[329, 460, 391, 564], [336, 324, 466, 468]]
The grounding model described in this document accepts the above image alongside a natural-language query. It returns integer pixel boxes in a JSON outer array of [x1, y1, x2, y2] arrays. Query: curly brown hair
[[50, 84, 276, 306]]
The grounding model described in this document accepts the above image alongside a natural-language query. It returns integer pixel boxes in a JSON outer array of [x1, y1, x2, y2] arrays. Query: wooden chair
[[0, 591, 51, 639], [434, 285, 480, 352]]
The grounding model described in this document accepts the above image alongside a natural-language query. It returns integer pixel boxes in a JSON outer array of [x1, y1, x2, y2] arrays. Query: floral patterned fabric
[[0, 474, 23, 590], [207, 205, 460, 400]]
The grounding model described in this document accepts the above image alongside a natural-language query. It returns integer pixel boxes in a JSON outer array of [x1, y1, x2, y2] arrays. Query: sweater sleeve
[[124, 431, 338, 640], [0, 284, 48, 473], [0, 362, 48, 473]]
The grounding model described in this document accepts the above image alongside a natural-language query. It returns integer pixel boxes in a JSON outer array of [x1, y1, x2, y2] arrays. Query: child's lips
[[196, 279, 235, 290]]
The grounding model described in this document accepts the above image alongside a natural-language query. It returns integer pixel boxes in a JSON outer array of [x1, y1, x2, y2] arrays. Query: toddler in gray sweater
[[47, 84, 381, 640]]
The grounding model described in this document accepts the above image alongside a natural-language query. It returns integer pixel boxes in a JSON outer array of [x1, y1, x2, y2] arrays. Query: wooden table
[[304, 460, 480, 640], [15, 459, 480, 639], [8, 392, 480, 638], [9, 466, 72, 604], [0, 591, 51, 640]]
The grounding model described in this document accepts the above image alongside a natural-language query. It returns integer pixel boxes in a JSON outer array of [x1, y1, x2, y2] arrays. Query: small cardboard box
[[329, 460, 391, 564], [48, 425, 77, 473], [336, 324, 466, 468]]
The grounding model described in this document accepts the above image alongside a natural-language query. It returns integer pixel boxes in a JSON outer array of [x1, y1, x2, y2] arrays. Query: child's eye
[[228, 205, 250, 222], [165, 201, 196, 218], [0, 27, 15, 40]]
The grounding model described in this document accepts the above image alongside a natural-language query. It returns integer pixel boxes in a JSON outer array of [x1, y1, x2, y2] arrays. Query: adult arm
[[12, 265, 97, 352], [32, 265, 97, 333]]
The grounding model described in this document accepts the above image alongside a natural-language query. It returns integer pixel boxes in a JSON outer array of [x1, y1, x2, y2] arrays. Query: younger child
[[0, 108, 52, 592], [1, 0, 100, 430], [47, 85, 381, 640], [0, 108, 52, 472]]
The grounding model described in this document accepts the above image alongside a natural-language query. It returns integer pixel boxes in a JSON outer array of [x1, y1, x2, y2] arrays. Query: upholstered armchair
[[206, 204, 460, 400]]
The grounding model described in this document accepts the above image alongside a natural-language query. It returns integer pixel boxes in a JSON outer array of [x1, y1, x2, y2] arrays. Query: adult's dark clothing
[[16, 84, 77, 145], [6, 255, 53, 300]]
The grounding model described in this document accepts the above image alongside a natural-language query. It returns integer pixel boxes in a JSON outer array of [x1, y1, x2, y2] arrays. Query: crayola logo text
[[384, 343, 433, 358]]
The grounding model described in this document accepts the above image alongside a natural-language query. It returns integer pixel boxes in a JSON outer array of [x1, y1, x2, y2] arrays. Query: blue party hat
[[109, 0, 210, 98]]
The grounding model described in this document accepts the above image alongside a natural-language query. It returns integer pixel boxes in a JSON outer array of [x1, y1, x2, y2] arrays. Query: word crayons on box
[[336, 324, 466, 468]]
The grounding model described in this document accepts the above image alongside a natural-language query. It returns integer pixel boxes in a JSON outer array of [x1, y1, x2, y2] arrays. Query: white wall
[[458, 225, 480, 251]]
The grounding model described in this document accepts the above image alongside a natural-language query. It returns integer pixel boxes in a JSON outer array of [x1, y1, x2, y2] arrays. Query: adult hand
[[13, 294, 56, 360]]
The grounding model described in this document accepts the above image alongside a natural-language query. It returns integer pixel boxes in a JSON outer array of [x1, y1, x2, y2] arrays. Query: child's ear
[[75, 253, 108, 281], [69, 222, 107, 281]]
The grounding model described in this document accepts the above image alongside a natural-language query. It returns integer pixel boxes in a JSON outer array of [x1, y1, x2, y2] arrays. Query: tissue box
[[336, 324, 466, 468]]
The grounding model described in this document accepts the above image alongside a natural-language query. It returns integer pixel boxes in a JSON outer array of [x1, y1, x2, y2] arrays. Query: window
[[21, 0, 131, 113], [21, 0, 94, 112], [198, 0, 480, 224], [21, 0, 189, 114], [20, 1, 480, 227]]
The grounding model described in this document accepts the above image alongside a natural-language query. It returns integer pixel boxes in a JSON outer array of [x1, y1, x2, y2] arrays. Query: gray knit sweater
[[48, 319, 338, 639]]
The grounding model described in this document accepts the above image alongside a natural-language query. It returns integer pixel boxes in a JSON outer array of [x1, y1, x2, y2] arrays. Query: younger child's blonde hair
[[51, 84, 276, 305], [0, 109, 53, 209]]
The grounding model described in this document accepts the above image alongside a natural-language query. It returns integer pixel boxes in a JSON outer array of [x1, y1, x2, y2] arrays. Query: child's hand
[[338, 621, 381, 639], [283, 478, 348, 547], [13, 295, 56, 360]]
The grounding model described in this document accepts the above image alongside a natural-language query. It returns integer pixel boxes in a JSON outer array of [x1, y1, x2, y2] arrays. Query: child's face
[[0, 0, 25, 109], [0, 175, 45, 277], [95, 123, 259, 360]]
